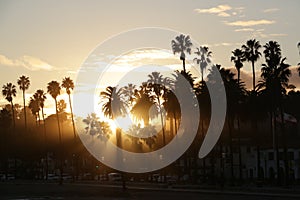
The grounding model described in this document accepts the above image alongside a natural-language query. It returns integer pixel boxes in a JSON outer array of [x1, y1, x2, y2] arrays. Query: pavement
[[1, 180, 300, 199]]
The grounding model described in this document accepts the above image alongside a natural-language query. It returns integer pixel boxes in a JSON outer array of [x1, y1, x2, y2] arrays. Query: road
[[0, 181, 299, 200]]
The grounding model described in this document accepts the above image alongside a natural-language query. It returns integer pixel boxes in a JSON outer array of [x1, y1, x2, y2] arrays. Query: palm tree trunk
[[252, 60, 255, 91], [237, 70, 243, 183], [182, 58, 186, 73], [279, 100, 289, 186], [68, 94, 76, 139], [55, 98, 63, 185], [22, 89, 27, 130], [10, 101, 15, 129], [41, 107, 48, 180], [228, 116, 234, 184]]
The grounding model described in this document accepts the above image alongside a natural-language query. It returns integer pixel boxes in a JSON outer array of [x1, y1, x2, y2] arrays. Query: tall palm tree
[[194, 46, 212, 82], [171, 34, 193, 73], [2, 83, 17, 129], [34, 89, 48, 179], [259, 41, 291, 185], [242, 39, 262, 90], [17, 75, 30, 129], [62, 77, 76, 139], [231, 48, 246, 181], [47, 80, 63, 184]]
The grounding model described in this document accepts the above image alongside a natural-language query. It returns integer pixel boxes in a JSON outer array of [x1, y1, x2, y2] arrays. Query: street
[[0, 181, 299, 200]]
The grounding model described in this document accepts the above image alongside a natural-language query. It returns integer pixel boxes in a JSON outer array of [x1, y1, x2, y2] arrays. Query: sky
[[0, 0, 300, 116]]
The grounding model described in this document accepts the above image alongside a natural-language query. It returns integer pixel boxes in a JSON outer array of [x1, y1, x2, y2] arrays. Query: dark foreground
[[0, 181, 300, 200]]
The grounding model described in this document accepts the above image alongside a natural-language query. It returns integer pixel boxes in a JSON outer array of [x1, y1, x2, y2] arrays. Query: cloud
[[0, 54, 54, 71], [226, 19, 275, 27], [263, 8, 279, 13], [234, 28, 254, 32], [194, 4, 232, 17]]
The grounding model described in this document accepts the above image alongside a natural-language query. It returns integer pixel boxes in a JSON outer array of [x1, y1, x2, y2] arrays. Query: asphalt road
[[0, 182, 299, 200]]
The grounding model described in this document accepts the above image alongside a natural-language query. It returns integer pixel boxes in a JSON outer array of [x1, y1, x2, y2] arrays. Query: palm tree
[[231, 48, 246, 181], [29, 96, 40, 126], [242, 39, 262, 90], [62, 77, 76, 139], [147, 72, 172, 146], [171, 34, 193, 73], [231, 48, 245, 84], [34, 89, 48, 179], [100, 86, 127, 120], [2, 83, 17, 129], [131, 83, 154, 126], [194, 46, 212, 82], [17, 75, 30, 129], [259, 40, 291, 185], [47, 80, 63, 184], [100, 86, 127, 189]]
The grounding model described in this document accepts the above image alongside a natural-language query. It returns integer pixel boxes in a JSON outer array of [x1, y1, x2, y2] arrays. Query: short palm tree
[[194, 46, 212, 82], [147, 72, 172, 146], [62, 77, 76, 139], [231, 48, 245, 84], [171, 34, 193, 73], [17, 75, 30, 129], [29, 96, 40, 126], [2, 83, 17, 129], [242, 39, 262, 90]]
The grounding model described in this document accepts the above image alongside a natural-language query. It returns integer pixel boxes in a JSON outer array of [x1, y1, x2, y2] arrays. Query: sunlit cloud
[[263, 8, 279, 13], [234, 28, 254, 32], [194, 5, 232, 17], [0, 54, 55, 71], [225, 19, 275, 27], [194, 5, 244, 18]]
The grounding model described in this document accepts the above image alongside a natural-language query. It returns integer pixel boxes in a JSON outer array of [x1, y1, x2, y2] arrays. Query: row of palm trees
[[1, 35, 300, 185], [97, 35, 300, 184]]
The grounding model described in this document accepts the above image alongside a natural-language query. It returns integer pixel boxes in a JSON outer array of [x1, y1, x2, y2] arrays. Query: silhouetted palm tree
[[171, 34, 193, 73], [47, 80, 63, 184], [62, 77, 76, 139], [2, 83, 17, 129], [194, 46, 212, 82], [230, 48, 245, 181], [29, 96, 40, 126], [17, 75, 30, 130], [242, 39, 262, 90], [147, 72, 172, 146], [34, 89, 48, 179], [100, 86, 127, 189], [259, 41, 291, 185], [231, 48, 245, 84], [131, 83, 154, 126]]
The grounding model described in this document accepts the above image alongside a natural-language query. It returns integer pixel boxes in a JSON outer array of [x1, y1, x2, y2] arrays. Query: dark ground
[[0, 181, 300, 200]]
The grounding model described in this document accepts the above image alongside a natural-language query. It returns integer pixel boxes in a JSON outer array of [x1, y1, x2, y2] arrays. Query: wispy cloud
[[225, 19, 275, 27], [234, 28, 255, 32], [194, 5, 232, 17], [263, 8, 279, 13], [0, 54, 54, 71], [194, 5, 244, 17]]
